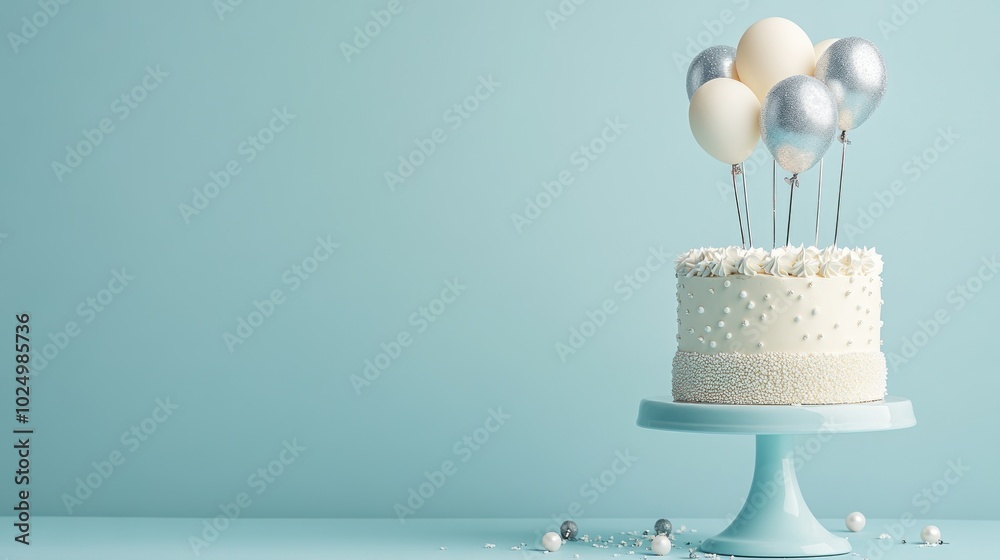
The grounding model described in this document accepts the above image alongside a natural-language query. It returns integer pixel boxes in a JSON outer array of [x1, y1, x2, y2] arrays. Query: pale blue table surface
[[1, 517, 992, 558]]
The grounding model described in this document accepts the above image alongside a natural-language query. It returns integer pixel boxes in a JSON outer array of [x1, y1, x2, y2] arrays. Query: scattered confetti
[[439, 546, 447, 550], [483, 543, 495, 549], [879, 533, 891, 540]]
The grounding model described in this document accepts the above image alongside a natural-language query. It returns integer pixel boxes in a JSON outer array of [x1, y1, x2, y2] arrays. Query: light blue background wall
[[2, 0, 997, 523]]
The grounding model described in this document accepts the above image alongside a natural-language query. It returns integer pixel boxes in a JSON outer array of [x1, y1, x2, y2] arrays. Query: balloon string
[[772, 159, 777, 249], [784, 174, 798, 247], [833, 130, 850, 247], [815, 158, 823, 247], [731, 164, 746, 249], [739, 163, 753, 248]]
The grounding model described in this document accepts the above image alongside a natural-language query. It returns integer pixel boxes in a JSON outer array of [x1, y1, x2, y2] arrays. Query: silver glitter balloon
[[814, 37, 887, 131], [560, 520, 579, 540], [760, 75, 838, 175], [654, 518, 672, 536], [686, 45, 738, 99]]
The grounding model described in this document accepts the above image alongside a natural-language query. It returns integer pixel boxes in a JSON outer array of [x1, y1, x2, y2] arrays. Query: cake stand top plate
[[637, 396, 915, 435]]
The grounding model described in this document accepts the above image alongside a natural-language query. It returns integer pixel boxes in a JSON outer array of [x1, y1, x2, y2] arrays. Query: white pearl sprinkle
[[764, 293, 771, 300], [738, 290, 748, 299], [704, 325, 712, 332], [725, 333, 732, 339], [717, 321, 725, 327], [723, 280, 731, 287], [697, 306, 705, 314], [741, 320, 749, 327], [723, 306, 731, 313], [794, 316, 801, 322], [812, 307, 820, 315], [803, 334, 809, 340], [747, 301, 756, 309], [709, 341, 717, 348], [687, 328, 695, 334], [760, 314, 767, 321], [708, 288, 715, 294]]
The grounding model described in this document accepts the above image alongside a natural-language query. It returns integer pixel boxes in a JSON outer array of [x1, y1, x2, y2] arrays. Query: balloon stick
[[739, 163, 753, 247], [814, 158, 823, 247], [772, 159, 777, 249], [832, 131, 850, 247], [785, 174, 799, 247], [731, 164, 747, 249]]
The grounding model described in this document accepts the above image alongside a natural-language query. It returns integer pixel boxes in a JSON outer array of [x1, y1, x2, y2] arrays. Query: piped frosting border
[[675, 246, 882, 278]]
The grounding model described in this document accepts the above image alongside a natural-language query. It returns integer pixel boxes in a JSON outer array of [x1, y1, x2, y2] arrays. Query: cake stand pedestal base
[[636, 396, 915, 558]]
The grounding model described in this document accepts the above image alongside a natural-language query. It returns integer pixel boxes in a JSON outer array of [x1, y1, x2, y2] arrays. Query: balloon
[[813, 38, 839, 64], [688, 78, 760, 165], [686, 45, 739, 100], [760, 75, 838, 174], [814, 37, 887, 131], [735, 17, 815, 101]]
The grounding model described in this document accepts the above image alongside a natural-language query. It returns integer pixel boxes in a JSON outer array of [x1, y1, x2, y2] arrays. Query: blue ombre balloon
[[760, 75, 839, 174], [814, 37, 887, 131]]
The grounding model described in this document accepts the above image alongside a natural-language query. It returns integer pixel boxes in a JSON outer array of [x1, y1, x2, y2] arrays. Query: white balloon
[[813, 38, 840, 65], [735, 17, 815, 101], [688, 78, 760, 165]]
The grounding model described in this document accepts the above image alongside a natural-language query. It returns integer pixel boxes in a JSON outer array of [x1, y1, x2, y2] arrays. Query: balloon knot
[[784, 174, 799, 188], [732, 163, 743, 176], [839, 130, 852, 145]]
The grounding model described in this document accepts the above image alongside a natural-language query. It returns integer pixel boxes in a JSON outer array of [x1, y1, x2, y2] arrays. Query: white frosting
[[676, 275, 883, 354], [671, 249, 888, 405], [675, 246, 882, 279], [672, 351, 887, 405]]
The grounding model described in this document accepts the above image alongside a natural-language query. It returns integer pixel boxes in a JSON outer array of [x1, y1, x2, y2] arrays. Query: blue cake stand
[[636, 396, 916, 557]]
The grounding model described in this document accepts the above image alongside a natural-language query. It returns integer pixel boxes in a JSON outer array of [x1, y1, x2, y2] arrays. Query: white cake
[[672, 246, 887, 405]]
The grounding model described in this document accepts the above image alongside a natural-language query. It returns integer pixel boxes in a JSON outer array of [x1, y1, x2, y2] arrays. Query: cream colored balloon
[[688, 78, 760, 165], [735, 17, 815, 101], [813, 38, 840, 65]]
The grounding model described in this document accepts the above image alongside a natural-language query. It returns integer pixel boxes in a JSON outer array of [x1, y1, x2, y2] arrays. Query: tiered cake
[[671, 245, 886, 405]]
